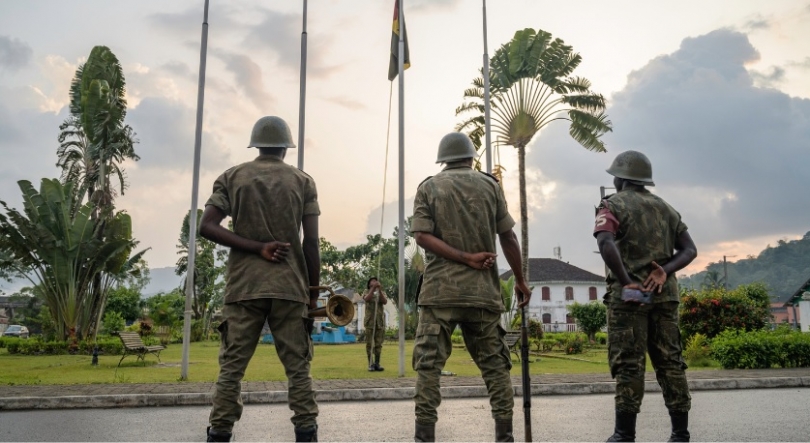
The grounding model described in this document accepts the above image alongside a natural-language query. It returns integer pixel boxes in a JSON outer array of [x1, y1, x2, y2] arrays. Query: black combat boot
[[495, 419, 514, 442], [367, 352, 376, 371], [294, 425, 318, 442], [414, 421, 436, 442], [606, 410, 637, 442], [668, 411, 690, 442], [206, 426, 232, 442], [374, 354, 385, 371]]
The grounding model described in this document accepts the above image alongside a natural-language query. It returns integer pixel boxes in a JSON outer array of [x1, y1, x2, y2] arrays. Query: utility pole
[[723, 255, 736, 290]]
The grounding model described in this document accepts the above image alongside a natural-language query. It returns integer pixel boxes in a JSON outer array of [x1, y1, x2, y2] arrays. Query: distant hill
[[142, 266, 184, 297], [680, 231, 810, 302], [1, 265, 182, 298]]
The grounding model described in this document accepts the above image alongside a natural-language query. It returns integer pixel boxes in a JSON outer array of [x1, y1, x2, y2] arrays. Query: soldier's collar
[[255, 154, 284, 162], [442, 164, 472, 171]]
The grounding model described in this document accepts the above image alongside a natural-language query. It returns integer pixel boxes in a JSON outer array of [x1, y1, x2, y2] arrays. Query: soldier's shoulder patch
[[418, 176, 433, 187], [597, 198, 612, 211], [478, 171, 499, 183]]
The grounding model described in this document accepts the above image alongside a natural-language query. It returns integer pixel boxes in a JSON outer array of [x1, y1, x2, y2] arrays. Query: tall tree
[[456, 28, 612, 278], [176, 209, 226, 320], [57, 45, 139, 207]]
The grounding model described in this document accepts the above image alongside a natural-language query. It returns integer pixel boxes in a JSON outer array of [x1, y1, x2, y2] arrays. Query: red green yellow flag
[[388, 0, 411, 81]]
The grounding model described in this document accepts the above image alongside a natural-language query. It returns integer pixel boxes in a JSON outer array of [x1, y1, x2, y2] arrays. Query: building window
[[566, 314, 574, 324], [542, 313, 551, 324], [565, 286, 574, 301], [542, 287, 550, 301], [589, 287, 598, 301]]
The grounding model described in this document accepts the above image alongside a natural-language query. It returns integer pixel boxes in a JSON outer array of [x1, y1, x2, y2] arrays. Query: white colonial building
[[501, 258, 606, 332]]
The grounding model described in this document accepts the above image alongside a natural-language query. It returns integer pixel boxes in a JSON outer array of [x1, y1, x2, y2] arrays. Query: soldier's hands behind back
[[515, 281, 532, 308], [260, 241, 291, 262], [643, 261, 667, 293], [465, 252, 497, 270]]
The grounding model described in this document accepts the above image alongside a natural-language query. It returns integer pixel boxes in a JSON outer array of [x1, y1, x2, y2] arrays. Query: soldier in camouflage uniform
[[410, 132, 531, 442], [594, 150, 698, 443], [200, 116, 321, 442], [363, 277, 388, 371]]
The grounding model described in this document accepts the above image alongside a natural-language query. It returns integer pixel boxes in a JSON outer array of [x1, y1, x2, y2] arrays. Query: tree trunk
[[518, 144, 529, 281]]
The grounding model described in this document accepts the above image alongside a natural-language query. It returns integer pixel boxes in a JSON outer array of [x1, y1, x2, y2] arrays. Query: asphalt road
[[1, 388, 808, 441]]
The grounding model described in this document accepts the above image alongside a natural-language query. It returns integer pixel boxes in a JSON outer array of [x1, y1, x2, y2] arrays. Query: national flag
[[388, 0, 411, 81]]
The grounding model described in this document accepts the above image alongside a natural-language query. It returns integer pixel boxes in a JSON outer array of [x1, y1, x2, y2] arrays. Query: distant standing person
[[410, 132, 531, 442], [363, 277, 388, 371], [199, 116, 321, 442], [594, 150, 698, 442]]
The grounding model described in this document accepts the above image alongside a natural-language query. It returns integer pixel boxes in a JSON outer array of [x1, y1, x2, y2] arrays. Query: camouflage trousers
[[209, 298, 318, 432], [608, 300, 691, 414], [413, 306, 513, 424], [365, 321, 385, 361]]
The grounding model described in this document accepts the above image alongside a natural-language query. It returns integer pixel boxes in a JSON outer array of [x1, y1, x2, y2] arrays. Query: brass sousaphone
[[307, 285, 355, 326]]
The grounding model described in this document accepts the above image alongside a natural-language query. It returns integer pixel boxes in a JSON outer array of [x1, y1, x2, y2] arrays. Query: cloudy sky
[[1, 0, 808, 287]]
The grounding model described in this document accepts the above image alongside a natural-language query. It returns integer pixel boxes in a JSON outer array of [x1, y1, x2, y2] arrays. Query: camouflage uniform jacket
[[599, 188, 687, 303], [205, 154, 320, 305], [411, 166, 515, 312], [363, 290, 386, 329]]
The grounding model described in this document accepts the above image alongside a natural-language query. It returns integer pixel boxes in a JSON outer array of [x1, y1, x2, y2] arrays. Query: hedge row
[[711, 329, 810, 369], [2, 336, 162, 356]]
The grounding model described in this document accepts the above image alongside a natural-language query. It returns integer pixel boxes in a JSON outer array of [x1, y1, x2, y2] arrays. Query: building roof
[[783, 275, 810, 307], [500, 258, 605, 284]]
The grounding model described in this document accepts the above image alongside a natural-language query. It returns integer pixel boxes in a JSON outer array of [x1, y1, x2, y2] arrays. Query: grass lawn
[[0, 341, 719, 386]]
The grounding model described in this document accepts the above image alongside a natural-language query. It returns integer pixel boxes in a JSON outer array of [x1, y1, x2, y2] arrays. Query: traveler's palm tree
[[57, 46, 138, 208], [456, 28, 612, 278]]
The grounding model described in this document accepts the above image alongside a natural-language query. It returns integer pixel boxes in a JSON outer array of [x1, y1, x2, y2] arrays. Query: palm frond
[[561, 92, 607, 112], [567, 110, 612, 152]]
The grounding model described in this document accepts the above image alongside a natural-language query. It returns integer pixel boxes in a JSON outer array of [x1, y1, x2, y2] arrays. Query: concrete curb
[[1, 377, 807, 411]]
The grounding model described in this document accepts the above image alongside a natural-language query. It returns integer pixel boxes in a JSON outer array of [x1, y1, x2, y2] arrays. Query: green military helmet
[[247, 116, 296, 149], [436, 132, 476, 163], [606, 150, 655, 186]]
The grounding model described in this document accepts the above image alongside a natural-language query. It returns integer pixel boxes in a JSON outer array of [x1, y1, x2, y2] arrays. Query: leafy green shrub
[[16, 339, 44, 355], [683, 332, 712, 367], [594, 332, 607, 345], [680, 283, 772, 340], [191, 319, 205, 342], [5, 338, 21, 354], [564, 336, 585, 355], [710, 329, 810, 369], [539, 338, 557, 352], [103, 311, 126, 335], [451, 328, 464, 344], [5, 337, 125, 355], [711, 330, 778, 369], [42, 341, 69, 355], [527, 319, 544, 340], [568, 302, 607, 342]]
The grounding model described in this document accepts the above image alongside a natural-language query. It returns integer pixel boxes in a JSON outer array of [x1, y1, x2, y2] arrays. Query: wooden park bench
[[504, 330, 522, 362], [117, 331, 165, 368]]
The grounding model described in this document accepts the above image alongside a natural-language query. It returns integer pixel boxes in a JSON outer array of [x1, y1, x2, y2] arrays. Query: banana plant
[[0, 179, 139, 343], [457, 28, 612, 278]]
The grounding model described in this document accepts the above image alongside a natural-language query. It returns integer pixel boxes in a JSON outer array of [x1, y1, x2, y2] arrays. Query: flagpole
[[181, 0, 209, 380], [397, 0, 406, 378], [482, 0, 492, 174], [297, 0, 308, 170]]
